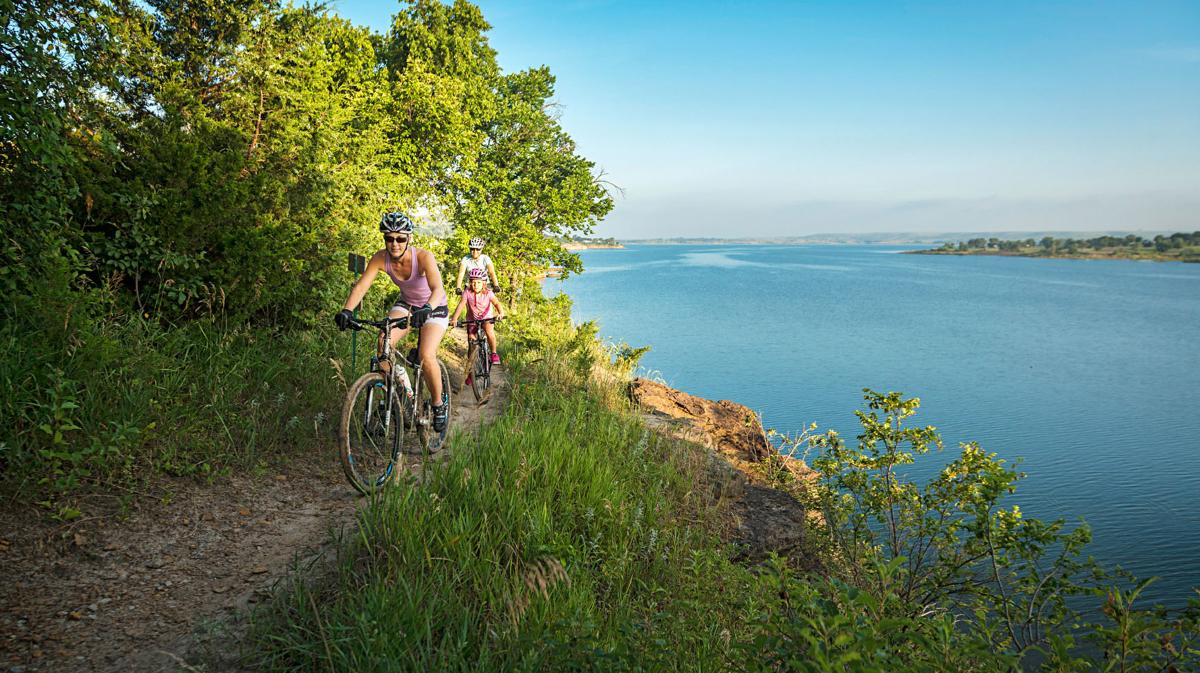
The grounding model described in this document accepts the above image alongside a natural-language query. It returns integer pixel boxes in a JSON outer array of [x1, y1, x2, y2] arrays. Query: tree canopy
[[2, 0, 614, 326]]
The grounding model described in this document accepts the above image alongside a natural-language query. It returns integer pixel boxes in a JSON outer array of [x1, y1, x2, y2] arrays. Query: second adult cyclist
[[455, 237, 500, 294]]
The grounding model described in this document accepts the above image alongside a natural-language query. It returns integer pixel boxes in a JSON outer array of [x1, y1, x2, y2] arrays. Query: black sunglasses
[[384, 235, 409, 245]]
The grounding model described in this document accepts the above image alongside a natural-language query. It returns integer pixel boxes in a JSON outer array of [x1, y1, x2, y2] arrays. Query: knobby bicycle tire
[[470, 340, 490, 401], [339, 371, 405, 495]]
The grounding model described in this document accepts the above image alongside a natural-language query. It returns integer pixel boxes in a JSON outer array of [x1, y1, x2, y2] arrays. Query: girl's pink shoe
[[490, 353, 501, 365]]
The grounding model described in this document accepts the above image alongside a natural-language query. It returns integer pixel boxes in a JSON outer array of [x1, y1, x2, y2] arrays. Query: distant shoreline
[[562, 242, 624, 250], [907, 248, 1199, 263], [624, 239, 919, 246], [615, 230, 1179, 247]]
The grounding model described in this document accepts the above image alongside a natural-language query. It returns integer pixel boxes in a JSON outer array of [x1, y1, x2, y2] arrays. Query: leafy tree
[[808, 391, 1088, 655], [451, 65, 614, 283], [789, 389, 1200, 668], [0, 0, 121, 308]]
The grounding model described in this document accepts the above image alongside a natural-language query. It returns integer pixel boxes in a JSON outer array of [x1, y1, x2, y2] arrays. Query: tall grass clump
[[0, 308, 346, 516], [248, 330, 772, 672]]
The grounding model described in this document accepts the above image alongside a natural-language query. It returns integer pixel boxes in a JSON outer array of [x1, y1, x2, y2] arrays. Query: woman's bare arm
[[455, 259, 467, 292], [420, 249, 447, 304]]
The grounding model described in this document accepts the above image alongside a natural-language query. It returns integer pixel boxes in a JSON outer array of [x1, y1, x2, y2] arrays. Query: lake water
[[550, 244, 1200, 608]]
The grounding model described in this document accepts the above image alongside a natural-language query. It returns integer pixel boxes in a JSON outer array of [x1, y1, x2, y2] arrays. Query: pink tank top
[[383, 247, 446, 307]]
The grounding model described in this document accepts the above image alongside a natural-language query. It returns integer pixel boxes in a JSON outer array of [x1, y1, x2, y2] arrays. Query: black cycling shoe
[[432, 393, 449, 433]]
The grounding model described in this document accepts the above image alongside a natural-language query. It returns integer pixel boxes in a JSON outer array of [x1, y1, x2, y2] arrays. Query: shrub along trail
[[0, 342, 510, 673]]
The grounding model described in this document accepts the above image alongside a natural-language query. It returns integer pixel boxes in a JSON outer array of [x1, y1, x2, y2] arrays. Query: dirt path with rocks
[[0, 330, 509, 673]]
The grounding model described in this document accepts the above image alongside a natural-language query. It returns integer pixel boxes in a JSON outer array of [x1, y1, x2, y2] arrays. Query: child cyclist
[[450, 268, 505, 383]]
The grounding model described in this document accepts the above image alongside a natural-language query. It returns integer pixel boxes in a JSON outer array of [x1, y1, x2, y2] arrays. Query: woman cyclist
[[455, 237, 500, 294], [334, 212, 451, 433]]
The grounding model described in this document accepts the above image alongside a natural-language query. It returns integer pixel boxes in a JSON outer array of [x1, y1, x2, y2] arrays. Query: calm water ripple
[[552, 244, 1200, 607]]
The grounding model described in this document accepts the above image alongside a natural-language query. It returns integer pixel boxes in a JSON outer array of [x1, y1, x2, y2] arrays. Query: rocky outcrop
[[630, 378, 772, 462], [630, 378, 819, 567]]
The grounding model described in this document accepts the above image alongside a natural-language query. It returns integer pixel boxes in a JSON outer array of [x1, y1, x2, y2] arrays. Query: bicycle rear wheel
[[471, 339, 491, 400], [339, 372, 404, 495], [415, 357, 453, 453]]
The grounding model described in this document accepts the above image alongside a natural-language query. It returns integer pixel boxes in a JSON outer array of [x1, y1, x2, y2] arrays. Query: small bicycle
[[458, 316, 500, 402], [337, 311, 452, 495]]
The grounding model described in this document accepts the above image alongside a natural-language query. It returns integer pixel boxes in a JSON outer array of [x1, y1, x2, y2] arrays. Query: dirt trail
[[0, 330, 509, 673]]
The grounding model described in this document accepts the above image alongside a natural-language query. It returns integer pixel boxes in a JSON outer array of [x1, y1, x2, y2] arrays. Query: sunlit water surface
[[550, 244, 1200, 607]]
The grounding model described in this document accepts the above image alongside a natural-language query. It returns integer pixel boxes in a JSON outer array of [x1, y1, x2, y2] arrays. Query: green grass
[[0, 280, 460, 513], [0, 312, 347, 511], [248, 346, 771, 672]]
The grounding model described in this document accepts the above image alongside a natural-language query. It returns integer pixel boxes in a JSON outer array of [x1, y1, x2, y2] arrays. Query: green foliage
[[609, 343, 652, 376], [786, 388, 1200, 670], [5, 0, 610, 329], [741, 556, 1015, 673], [806, 390, 1094, 658], [2, 0, 614, 502], [0, 312, 344, 509]]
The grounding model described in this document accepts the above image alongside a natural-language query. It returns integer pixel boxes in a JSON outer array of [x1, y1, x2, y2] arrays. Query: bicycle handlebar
[[347, 315, 411, 331], [456, 317, 502, 327]]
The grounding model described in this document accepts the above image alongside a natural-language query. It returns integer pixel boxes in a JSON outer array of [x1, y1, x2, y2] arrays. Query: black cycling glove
[[334, 309, 354, 330]]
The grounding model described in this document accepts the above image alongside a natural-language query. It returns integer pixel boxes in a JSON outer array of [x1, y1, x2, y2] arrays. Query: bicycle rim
[[340, 372, 403, 495]]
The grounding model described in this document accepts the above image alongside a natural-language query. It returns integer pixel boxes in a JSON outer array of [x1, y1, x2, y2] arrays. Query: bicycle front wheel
[[339, 372, 405, 495]]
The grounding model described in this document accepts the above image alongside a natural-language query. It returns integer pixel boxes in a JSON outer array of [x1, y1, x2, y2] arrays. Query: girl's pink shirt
[[463, 288, 494, 320]]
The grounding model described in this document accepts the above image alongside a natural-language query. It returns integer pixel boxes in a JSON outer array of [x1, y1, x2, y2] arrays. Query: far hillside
[[910, 232, 1200, 262], [560, 235, 624, 249]]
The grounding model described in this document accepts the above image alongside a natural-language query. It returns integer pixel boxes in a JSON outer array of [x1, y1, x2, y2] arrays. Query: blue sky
[[333, 1, 1199, 237]]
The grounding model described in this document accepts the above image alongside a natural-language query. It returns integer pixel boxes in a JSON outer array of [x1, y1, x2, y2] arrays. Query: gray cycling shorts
[[389, 303, 450, 329]]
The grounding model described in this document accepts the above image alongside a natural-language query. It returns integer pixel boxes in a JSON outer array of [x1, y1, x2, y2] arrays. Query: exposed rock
[[631, 378, 771, 461], [631, 377, 819, 566], [732, 484, 815, 566]]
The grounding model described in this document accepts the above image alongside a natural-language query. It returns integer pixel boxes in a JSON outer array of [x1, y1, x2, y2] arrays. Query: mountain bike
[[337, 311, 452, 495], [458, 316, 500, 402]]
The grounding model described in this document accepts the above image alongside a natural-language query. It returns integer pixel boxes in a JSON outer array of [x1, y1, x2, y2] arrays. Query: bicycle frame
[[340, 309, 451, 493], [460, 318, 497, 357], [352, 313, 433, 438], [458, 317, 498, 400]]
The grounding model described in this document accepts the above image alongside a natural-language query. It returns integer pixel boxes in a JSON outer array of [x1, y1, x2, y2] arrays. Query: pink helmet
[[467, 267, 487, 281]]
